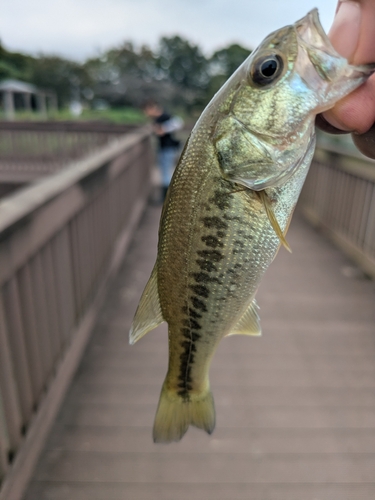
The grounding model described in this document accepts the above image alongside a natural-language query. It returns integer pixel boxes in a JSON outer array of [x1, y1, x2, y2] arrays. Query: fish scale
[[129, 9, 375, 443]]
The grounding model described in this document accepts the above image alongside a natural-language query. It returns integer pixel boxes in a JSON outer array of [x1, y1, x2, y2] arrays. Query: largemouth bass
[[130, 9, 375, 443]]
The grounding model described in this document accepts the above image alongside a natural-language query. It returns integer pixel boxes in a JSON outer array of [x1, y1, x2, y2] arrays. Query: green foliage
[[78, 107, 146, 123], [0, 37, 252, 118], [210, 44, 251, 78], [29, 57, 93, 108], [157, 36, 209, 90], [0, 42, 34, 80], [205, 44, 252, 103]]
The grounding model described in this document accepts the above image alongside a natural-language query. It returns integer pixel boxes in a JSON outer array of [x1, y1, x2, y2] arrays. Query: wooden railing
[[0, 126, 153, 500], [0, 121, 138, 182], [300, 139, 375, 279]]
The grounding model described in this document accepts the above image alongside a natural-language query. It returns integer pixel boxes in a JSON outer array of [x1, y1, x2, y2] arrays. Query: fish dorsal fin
[[129, 265, 164, 345], [226, 299, 262, 337], [258, 190, 292, 253]]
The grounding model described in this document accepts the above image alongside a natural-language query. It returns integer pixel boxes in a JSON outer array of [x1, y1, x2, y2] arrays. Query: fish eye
[[250, 54, 284, 86]]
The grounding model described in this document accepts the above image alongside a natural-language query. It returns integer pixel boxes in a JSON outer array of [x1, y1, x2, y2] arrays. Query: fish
[[129, 9, 375, 443]]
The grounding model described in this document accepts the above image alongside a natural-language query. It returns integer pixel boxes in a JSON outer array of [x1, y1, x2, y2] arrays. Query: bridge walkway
[[23, 203, 375, 500]]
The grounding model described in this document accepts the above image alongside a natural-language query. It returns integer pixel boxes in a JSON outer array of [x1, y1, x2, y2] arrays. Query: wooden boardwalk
[[23, 203, 375, 500]]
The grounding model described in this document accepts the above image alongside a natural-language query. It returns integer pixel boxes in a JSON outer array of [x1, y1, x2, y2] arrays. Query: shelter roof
[[0, 79, 37, 93]]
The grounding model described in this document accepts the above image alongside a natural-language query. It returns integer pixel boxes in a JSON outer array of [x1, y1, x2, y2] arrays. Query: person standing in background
[[143, 100, 184, 201]]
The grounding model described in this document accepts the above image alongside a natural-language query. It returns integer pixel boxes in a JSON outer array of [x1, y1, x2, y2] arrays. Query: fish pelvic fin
[[258, 190, 292, 253], [153, 381, 216, 443], [227, 299, 261, 337], [129, 264, 164, 345]]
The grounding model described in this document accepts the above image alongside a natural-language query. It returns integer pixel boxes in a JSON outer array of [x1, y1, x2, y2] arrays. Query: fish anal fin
[[129, 265, 164, 345], [226, 299, 262, 337], [258, 190, 292, 253]]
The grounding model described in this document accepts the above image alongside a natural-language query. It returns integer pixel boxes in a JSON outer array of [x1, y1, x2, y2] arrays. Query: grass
[[0, 107, 147, 124]]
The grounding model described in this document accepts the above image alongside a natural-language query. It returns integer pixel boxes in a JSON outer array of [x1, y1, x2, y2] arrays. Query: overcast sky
[[1, 0, 338, 61]]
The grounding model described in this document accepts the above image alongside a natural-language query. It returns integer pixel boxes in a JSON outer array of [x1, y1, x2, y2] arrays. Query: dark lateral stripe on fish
[[181, 328, 201, 342], [209, 189, 232, 210], [190, 296, 208, 312], [181, 341, 197, 352], [178, 331, 198, 399], [197, 249, 224, 262], [201, 216, 229, 230], [192, 272, 216, 284], [196, 259, 217, 272], [179, 347, 195, 366], [189, 308, 202, 319], [192, 272, 210, 283], [189, 284, 210, 298], [182, 318, 202, 330], [201, 235, 224, 248]]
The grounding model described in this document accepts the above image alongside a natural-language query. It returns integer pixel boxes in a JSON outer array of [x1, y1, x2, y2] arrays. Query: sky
[[1, 0, 338, 61]]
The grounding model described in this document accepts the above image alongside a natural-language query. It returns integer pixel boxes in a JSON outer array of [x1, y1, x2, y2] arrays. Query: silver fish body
[[130, 9, 375, 443]]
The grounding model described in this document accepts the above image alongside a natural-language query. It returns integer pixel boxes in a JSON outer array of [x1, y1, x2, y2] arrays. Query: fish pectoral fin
[[258, 190, 292, 253], [227, 299, 262, 337], [129, 265, 164, 345]]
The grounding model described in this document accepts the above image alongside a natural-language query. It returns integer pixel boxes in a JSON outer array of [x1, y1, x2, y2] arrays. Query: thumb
[[329, 0, 375, 65], [322, 0, 375, 133], [328, 0, 362, 62]]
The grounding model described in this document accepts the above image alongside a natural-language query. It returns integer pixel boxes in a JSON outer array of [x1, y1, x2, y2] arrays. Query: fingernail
[[329, 0, 361, 61]]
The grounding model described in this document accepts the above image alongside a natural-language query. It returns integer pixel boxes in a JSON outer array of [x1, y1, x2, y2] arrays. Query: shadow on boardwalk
[[24, 204, 375, 500]]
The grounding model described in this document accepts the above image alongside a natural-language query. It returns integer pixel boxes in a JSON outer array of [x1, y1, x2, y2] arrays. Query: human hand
[[317, 0, 375, 158]]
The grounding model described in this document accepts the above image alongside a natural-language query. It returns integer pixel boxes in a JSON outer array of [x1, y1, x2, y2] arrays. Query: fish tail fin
[[153, 381, 216, 443]]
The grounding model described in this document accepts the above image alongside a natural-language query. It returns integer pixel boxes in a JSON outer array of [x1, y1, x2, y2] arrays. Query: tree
[[0, 42, 34, 80], [29, 56, 93, 108], [0, 37, 252, 115], [157, 36, 209, 90], [205, 44, 252, 103]]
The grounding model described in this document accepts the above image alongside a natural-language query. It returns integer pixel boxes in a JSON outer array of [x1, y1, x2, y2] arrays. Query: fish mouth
[[295, 9, 339, 59], [295, 8, 375, 77]]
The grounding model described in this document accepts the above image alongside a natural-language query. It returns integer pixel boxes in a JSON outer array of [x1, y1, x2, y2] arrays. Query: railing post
[[0, 392, 9, 479], [0, 298, 23, 453]]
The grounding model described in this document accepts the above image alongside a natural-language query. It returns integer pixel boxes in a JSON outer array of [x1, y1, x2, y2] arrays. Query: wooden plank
[[46, 425, 375, 454], [23, 482, 375, 500], [29, 254, 54, 380], [16, 264, 44, 401], [41, 244, 63, 362], [0, 391, 9, 479], [1, 279, 34, 424], [0, 298, 22, 451], [51, 228, 75, 343]]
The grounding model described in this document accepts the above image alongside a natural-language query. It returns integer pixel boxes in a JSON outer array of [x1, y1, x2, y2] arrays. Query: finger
[[321, 0, 375, 134], [328, 0, 362, 63], [323, 76, 375, 134], [315, 114, 350, 134], [352, 124, 375, 158]]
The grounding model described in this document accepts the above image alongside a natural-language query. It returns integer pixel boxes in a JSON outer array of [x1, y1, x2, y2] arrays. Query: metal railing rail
[[0, 126, 153, 500], [300, 141, 375, 279]]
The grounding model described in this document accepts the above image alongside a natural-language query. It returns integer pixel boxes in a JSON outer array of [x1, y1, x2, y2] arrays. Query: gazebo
[[0, 79, 58, 120]]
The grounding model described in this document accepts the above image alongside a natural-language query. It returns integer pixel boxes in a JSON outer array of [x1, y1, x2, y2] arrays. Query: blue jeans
[[158, 147, 177, 187]]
